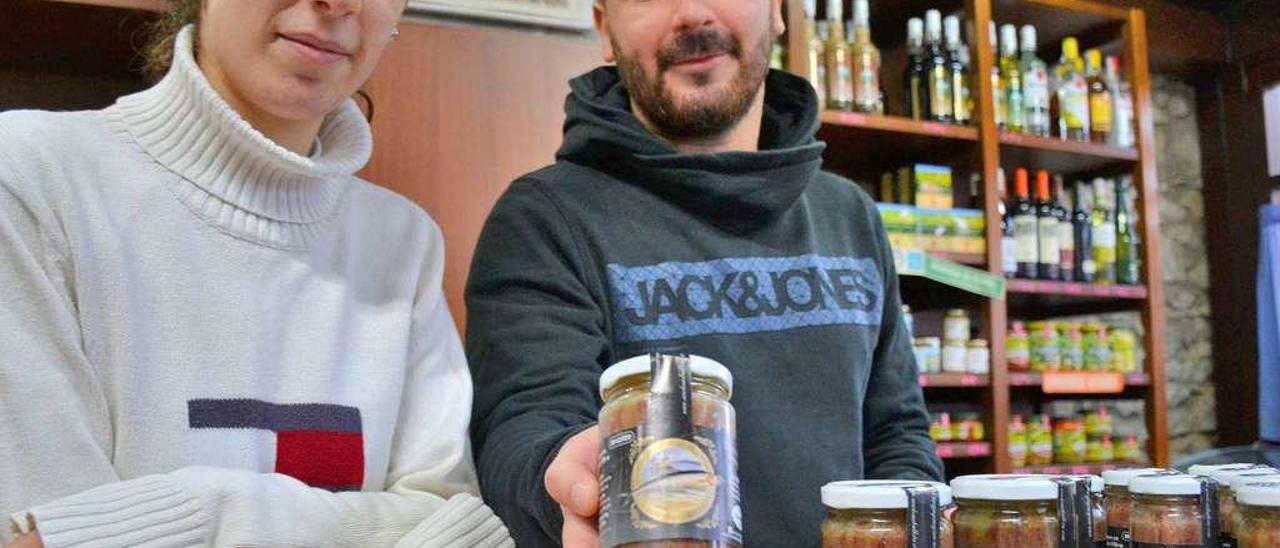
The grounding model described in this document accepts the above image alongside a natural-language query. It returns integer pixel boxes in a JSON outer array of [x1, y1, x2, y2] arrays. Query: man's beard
[[614, 26, 771, 141]]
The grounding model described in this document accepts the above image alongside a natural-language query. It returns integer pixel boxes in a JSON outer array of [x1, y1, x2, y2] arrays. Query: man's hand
[[545, 426, 601, 548], [8, 532, 43, 548]]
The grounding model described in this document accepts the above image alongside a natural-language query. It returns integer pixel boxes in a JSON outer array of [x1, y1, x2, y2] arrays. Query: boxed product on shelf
[[904, 163, 954, 209], [876, 204, 987, 256]]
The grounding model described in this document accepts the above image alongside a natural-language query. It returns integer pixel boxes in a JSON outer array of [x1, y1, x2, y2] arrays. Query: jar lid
[[1230, 472, 1280, 491], [1188, 463, 1269, 478], [822, 480, 954, 509], [967, 339, 989, 348], [1237, 482, 1280, 508], [599, 354, 733, 398], [946, 309, 967, 317], [1128, 473, 1212, 496], [951, 475, 1060, 501], [1102, 468, 1168, 487], [1197, 465, 1278, 487]]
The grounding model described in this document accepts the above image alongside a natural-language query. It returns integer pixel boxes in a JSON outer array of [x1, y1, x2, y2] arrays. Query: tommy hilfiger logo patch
[[606, 254, 884, 342], [188, 399, 365, 492]]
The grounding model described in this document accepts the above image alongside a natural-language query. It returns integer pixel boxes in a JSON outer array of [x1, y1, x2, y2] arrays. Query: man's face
[[596, 0, 785, 140]]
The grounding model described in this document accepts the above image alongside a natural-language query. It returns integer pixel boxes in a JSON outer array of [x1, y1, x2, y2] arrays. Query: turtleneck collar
[[105, 25, 373, 248]]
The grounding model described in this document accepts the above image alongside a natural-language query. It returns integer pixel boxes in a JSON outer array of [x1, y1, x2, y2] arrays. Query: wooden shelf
[[817, 113, 981, 177], [1007, 279, 1148, 299], [1008, 372, 1151, 397], [1012, 462, 1148, 476], [936, 442, 994, 459], [1000, 132, 1141, 175], [920, 373, 991, 388]]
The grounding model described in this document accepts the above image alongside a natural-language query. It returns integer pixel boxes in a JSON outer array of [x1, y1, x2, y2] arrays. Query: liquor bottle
[[1073, 180, 1096, 283], [804, 0, 827, 109], [1085, 49, 1113, 145], [1054, 175, 1074, 282], [1013, 168, 1038, 279], [945, 15, 971, 125], [1054, 37, 1090, 142], [1000, 169, 1017, 279], [825, 0, 853, 111], [1108, 56, 1136, 148], [850, 0, 883, 114], [1092, 178, 1117, 284], [1116, 178, 1141, 285], [1020, 25, 1051, 137], [990, 21, 1006, 130], [904, 17, 926, 120], [924, 10, 954, 123], [1000, 24, 1025, 133], [1036, 170, 1061, 281]]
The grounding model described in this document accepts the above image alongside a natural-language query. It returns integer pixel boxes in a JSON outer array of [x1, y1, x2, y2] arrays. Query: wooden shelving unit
[[785, 0, 1168, 475]]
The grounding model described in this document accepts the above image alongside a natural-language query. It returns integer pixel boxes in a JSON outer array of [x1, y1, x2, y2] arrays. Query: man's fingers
[[560, 506, 601, 548], [545, 426, 601, 516]]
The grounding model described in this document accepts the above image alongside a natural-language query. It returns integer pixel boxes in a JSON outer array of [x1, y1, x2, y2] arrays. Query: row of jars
[[821, 465, 1280, 548], [929, 412, 986, 443], [1008, 410, 1144, 467], [910, 308, 990, 375], [1007, 319, 1139, 373]]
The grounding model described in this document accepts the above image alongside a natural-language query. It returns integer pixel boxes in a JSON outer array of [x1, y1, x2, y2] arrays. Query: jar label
[[902, 485, 942, 548], [1106, 526, 1129, 548], [598, 355, 741, 547]]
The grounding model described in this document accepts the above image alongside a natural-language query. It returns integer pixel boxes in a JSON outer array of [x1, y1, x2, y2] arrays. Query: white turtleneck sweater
[[0, 27, 511, 548]]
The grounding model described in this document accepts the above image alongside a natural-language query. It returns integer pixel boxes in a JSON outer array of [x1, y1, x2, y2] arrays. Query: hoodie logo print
[[606, 254, 883, 342]]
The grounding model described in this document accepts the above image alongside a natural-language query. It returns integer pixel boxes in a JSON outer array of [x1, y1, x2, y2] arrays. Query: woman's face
[[198, 0, 407, 122]]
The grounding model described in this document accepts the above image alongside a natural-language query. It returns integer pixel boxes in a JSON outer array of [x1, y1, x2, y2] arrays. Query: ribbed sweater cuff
[[394, 494, 513, 548], [10, 476, 209, 548]]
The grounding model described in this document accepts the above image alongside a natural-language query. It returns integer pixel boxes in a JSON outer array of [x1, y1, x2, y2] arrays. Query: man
[[465, 0, 943, 545]]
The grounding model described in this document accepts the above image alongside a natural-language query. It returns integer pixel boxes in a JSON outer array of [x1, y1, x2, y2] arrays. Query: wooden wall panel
[[359, 20, 600, 330]]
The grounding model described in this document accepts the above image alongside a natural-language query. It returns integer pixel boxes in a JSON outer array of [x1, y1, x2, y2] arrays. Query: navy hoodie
[[466, 67, 943, 547]]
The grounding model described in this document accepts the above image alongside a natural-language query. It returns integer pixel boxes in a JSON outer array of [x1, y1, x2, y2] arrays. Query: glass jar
[[1085, 407, 1114, 437], [1008, 415, 1028, 468], [952, 414, 972, 442], [1236, 482, 1280, 548], [966, 339, 990, 375], [1053, 418, 1086, 465], [1029, 321, 1062, 372], [1058, 322, 1085, 371], [1066, 475, 1106, 545], [944, 309, 971, 344], [1110, 328, 1138, 374], [951, 476, 1061, 547], [1115, 434, 1143, 463], [963, 413, 986, 442], [1102, 468, 1168, 548], [598, 354, 740, 548], [821, 481, 955, 548], [1188, 463, 1278, 543], [1007, 322, 1031, 371], [915, 337, 941, 374], [1082, 323, 1111, 371], [1085, 436, 1114, 463], [931, 413, 953, 442], [942, 340, 969, 374], [1027, 415, 1054, 466], [1128, 474, 1217, 547]]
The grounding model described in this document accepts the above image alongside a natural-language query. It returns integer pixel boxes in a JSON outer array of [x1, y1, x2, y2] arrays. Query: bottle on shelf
[[1054, 175, 1074, 282], [1013, 168, 1038, 279], [904, 17, 926, 120], [999, 168, 1017, 279], [1073, 179, 1096, 283], [989, 21, 1006, 130], [1092, 178, 1118, 284], [923, 10, 953, 123], [1116, 177, 1141, 285], [945, 15, 971, 125], [1085, 49, 1114, 145], [803, 0, 827, 110], [771, 38, 785, 70], [999, 24, 1025, 133], [1036, 170, 1061, 281], [850, 0, 883, 114], [1053, 37, 1090, 142], [1108, 55, 1136, 148], [1020, 25, 1051, 137], [824, 0, 853, 111]]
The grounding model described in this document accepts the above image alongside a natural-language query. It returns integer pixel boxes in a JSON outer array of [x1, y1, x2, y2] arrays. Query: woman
[[0, 1, 510, 546]]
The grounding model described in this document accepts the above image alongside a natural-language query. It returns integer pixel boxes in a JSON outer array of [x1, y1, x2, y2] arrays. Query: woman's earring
[[391, 28, 401, 39]]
